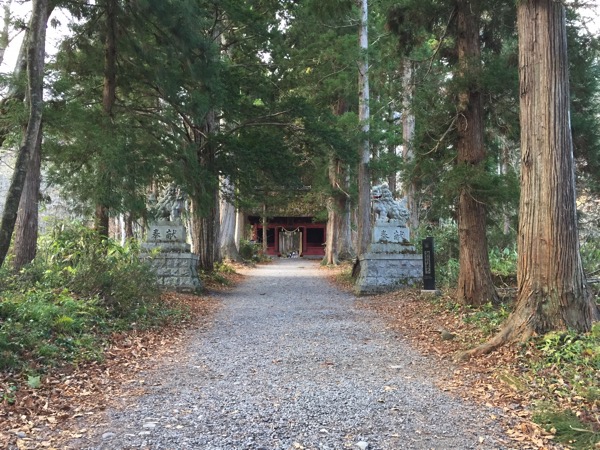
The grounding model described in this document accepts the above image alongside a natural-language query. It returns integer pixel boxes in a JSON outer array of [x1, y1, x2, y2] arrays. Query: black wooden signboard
[[422, 236, 436, 290]]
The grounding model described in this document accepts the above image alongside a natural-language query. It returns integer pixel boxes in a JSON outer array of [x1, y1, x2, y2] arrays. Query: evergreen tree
[[387, 0, 518, 303], [468, 0, 600, 356]]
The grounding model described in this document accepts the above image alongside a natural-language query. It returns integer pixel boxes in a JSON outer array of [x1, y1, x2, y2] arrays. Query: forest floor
[[0, 260, 578, 449]]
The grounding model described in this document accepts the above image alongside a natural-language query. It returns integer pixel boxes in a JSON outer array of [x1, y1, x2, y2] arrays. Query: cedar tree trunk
[[12, 127, 42, 270], [220, 178, 241, 261], [261, 204, 268, 255], [94, 0, 117, 237], [356, 0, 371, 258], [467, 0, 600, 357], [455, 0, 498, 306], [124, 213, 134, 239], [190, 113, 220, 272], [337, 168, 354, 261], [401, 60, 419, 230], [325, 193, 337, 265], [325, 99, 354, 264]]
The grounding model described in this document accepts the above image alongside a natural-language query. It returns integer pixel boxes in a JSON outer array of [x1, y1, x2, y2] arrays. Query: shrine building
[[248, 215, 326, 258]]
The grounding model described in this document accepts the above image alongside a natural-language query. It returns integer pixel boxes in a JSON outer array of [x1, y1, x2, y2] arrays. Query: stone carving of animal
[[149, 184, 185, 222], [371, 183, 410, 225]]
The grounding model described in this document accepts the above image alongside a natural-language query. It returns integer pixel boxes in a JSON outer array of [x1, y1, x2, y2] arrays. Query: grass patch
[[462, 301, 511, 336], [518, 324, 600, 446], [533, 406, 600, 449]]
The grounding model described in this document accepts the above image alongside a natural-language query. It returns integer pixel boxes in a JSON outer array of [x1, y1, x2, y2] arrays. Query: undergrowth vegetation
[[239, 239, 262, 262], [415, 221, 519, 289], [0, 222, 185, 376], [422, 291, 599, 448], [527, 324, 600, 449], [202, 261, 238, 286], [366, 222, 600, 448]]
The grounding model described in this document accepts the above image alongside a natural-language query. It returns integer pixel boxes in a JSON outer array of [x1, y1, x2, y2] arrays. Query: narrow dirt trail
[[80, 259, 512, 449]]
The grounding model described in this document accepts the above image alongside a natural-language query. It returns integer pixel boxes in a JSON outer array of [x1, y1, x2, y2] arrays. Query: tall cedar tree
[[356, 0, 371, 258], [455, 0, 498, 306], [467, 0, 600, 356], [387, 0, 499, 304], [94, 0, 117, 237]]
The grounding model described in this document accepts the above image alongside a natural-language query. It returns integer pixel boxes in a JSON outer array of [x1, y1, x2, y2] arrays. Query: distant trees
[[272, 0, 360, 264]]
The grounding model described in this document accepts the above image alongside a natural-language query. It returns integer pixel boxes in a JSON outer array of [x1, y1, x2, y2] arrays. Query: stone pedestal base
[[354, 247, 423, 295], [142, 252, 202, 292]]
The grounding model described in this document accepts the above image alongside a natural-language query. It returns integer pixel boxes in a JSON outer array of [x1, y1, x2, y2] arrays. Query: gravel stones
[[81, 259, 510, 449]]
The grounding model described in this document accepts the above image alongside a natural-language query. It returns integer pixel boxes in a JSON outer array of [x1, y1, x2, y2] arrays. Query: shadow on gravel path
[[79, 259, 513, 450]]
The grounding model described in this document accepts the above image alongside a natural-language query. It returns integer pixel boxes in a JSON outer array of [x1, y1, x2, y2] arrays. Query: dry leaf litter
[[2, 259, 568, 449]]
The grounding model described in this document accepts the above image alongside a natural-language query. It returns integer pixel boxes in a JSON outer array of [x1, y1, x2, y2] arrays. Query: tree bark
[[190, 112, 220, 272], [466, 0, 600, 357], [0, 4, 55, 149], [0, 0, 48, 269], [356, 0, 371, 259], [325, 157, 347, 264], [337, 175, 354, 261], [12, 126, 42, 270], [500, 137, 512, 235], [325, 98, 354, 265], [95, 0, 118, 237], [124, 213, 134, 239], [326, 158, 354, 264], [235, 209, 246, 244], [401, 60, 419, 231], [324, 192, 337, 265], [455, 0, 498, 306], [219, 178, 241, 261], [261, 204, 267, 255], [190, 192, 220, 272]]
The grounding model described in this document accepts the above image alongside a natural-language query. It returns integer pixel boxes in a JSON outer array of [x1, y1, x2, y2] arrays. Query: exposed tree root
[[459, 296, 600, 361]]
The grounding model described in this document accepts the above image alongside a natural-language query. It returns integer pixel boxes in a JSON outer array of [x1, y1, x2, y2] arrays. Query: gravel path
[[84, 259, 512, 450]]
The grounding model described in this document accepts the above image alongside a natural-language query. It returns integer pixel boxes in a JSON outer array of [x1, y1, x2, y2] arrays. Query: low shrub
[[0, 222, 183, 373], [488, 245, 517, 284], [30, 223, 162, 318], [239, 239, 260, 261], [581, 237, 600, 278], [0, 289, 106, 370]]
